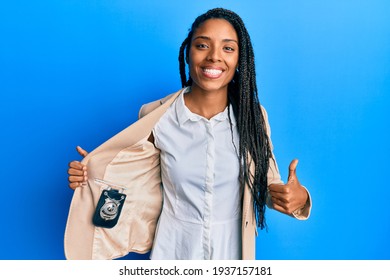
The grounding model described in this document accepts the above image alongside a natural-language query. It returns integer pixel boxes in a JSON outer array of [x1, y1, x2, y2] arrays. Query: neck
[[184, 85, 228, 120]]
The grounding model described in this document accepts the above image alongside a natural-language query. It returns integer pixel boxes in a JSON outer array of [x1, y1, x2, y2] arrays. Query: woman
[[66, 8, 311, 260]]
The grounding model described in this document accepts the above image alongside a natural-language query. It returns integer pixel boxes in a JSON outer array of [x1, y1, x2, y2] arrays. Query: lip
[[201, 66, 224, 79]]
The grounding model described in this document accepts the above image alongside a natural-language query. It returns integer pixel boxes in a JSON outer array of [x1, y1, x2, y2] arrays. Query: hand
[[67, 146, 89, 190], [268, 159, 308, 215]]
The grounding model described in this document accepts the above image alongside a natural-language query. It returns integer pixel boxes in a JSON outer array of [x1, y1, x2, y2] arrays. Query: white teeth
[[203, 68, 222, 75]]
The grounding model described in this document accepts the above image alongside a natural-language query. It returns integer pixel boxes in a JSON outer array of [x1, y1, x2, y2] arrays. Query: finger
[[69, 182, 80, 190], [269, 191, 289, 203], [69, 181, 87, 190], [68, 161, 87, 170], [271, 199, 289, 215], [268, 183, 287, 193], [288, 159, 299, 182], [76, 146, 88, 158], [271, 197, 297, 215], [68, 175, 87, 183], [67, 168, 87, 176]]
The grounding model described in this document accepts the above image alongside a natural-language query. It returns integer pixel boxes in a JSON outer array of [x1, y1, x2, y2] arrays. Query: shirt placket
[[202, 120, 215, 260]]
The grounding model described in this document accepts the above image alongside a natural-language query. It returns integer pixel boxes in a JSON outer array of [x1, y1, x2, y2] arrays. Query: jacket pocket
[[91, 142, 163, 259]]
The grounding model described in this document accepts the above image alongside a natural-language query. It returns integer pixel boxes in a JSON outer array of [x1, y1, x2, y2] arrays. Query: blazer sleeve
[[262, 106, 312, 220]]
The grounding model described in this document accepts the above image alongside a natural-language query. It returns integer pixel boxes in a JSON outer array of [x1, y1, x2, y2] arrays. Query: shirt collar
[[175, 87, 237, 127]]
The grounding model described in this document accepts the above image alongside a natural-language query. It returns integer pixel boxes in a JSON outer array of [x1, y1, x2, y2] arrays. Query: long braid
[[178, 8, 272, 230], [178, 37, 190, 86]]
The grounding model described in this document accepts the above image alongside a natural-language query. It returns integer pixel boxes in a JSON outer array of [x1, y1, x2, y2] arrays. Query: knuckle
[[285, 204, 295, 215], [283, 202, 291, 211]]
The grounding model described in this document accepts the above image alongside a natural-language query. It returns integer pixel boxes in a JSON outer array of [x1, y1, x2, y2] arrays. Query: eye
[[196, 43, 209, 49], [224, 46, 235, 52]]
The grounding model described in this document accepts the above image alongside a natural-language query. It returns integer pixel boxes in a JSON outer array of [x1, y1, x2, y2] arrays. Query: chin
[[192, 80, 230, 93]]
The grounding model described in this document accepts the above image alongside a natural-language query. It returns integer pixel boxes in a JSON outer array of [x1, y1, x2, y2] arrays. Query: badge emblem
[[99, 191, 125, 221], [93, 186, 127, 228]]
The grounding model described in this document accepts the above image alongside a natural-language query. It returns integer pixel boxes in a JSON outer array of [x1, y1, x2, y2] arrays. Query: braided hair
[[178, 8, 272, 230]]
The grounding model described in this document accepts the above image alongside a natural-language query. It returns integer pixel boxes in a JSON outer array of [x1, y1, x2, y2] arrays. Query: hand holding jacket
[[67, 146, 88, 190]]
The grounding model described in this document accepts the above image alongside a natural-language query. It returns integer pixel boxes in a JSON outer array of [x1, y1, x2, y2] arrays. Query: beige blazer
[[64, 87, 311, 260]]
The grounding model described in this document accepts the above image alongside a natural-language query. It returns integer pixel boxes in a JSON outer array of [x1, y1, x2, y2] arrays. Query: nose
[[206, 47, 222, 62]]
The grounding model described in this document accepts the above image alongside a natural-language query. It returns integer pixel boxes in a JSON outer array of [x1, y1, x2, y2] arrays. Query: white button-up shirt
[[150, 89, 242, 260]]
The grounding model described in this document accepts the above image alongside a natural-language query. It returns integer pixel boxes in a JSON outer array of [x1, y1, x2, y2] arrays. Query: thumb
[[288, 159, 299, 182], [76, 146, 88, 158]]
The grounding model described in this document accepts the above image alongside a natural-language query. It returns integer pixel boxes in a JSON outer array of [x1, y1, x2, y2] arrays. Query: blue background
[[1, 0, 389, 260]]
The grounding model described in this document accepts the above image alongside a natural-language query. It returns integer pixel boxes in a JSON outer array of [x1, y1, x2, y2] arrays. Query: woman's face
[[188, 18, 239, 94]]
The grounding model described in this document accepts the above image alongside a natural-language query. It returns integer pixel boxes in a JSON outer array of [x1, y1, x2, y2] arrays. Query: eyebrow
[[192, 35, 238, 44]]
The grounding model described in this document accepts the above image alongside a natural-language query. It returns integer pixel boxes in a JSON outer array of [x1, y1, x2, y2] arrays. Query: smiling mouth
[[202, 68, 223, 78]]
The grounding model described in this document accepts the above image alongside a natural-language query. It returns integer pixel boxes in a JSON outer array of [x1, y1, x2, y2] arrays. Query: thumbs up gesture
[[67, 146, 89, 190], [268, 159, 309, 215]]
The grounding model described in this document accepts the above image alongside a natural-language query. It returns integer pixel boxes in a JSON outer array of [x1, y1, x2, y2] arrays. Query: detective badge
[[93, 180, 127, 228]]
